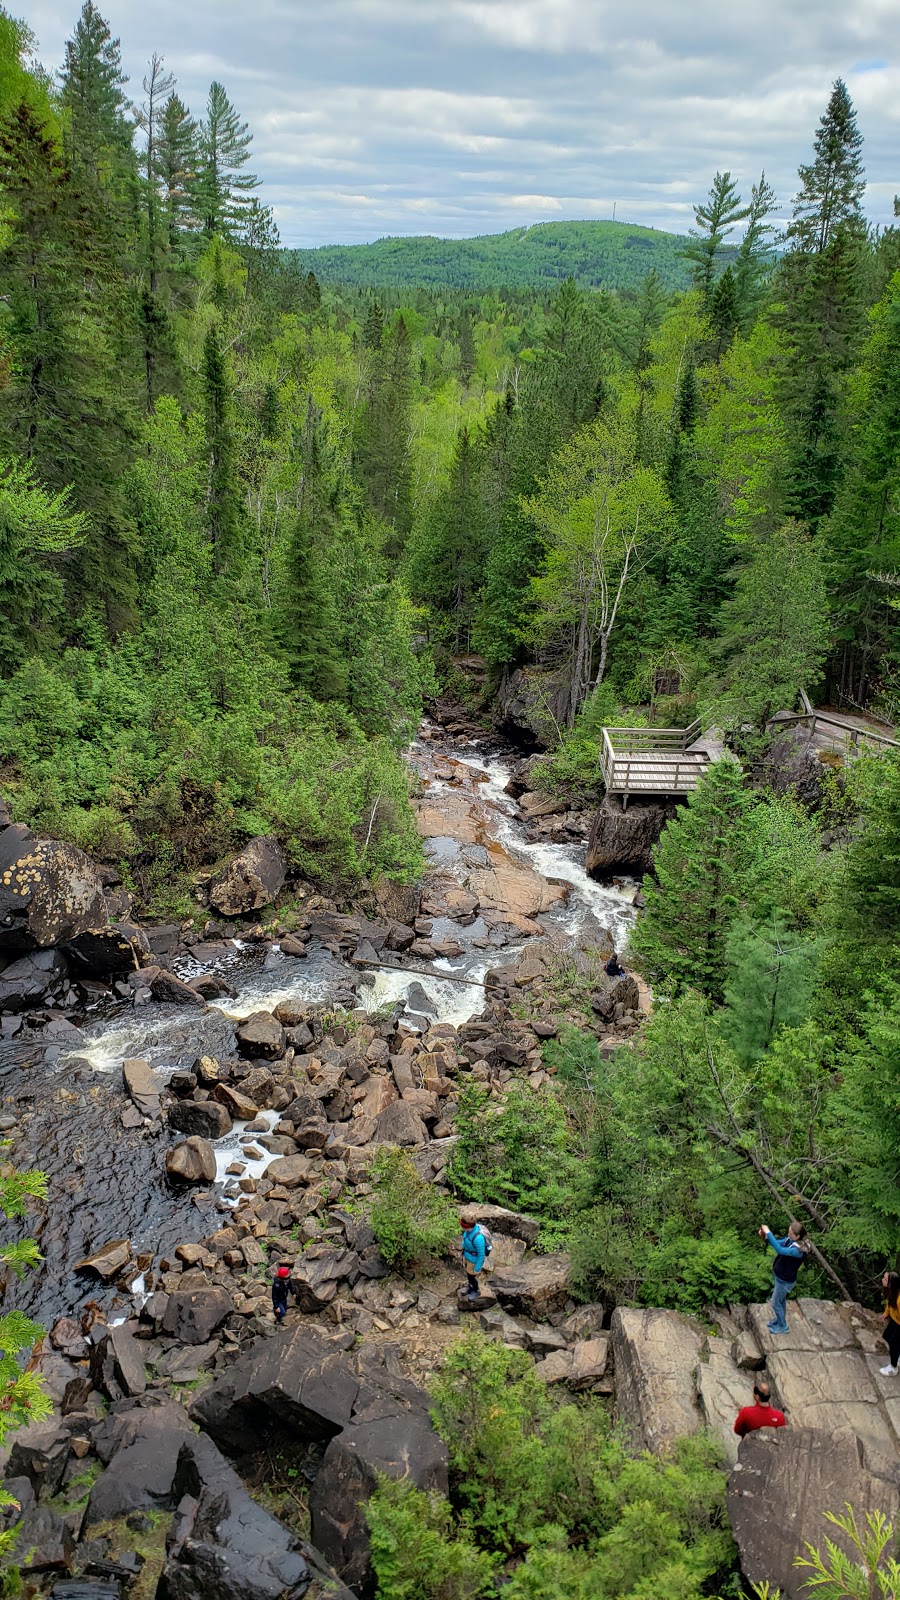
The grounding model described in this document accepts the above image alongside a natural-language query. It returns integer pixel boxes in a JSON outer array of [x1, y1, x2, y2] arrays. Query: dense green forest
[[301, 220, 694, 293], [4, 9, 900, 1592]]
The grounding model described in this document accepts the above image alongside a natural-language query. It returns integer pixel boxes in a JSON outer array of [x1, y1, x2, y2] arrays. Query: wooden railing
[[770, 691, 900, 753], [600, 722, 712, 803]]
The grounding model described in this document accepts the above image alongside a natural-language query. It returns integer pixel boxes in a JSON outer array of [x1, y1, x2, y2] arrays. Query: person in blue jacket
[[460, 1212, 487, 1301], [759, 1221, 811, 1333]]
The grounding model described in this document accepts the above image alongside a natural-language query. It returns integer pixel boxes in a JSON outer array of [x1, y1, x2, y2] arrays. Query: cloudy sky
[[25, 0, 900, 248]]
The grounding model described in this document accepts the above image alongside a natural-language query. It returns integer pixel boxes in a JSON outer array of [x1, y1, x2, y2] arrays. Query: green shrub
[[368, 1147, 458, 1271], [446, 1083, 582, 1248], [366, 1476, 498, 1600]]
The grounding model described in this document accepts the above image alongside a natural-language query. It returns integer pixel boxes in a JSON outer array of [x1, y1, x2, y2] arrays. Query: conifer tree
[[196, 80, 258, 235], [59, 1, 132, 185], [458, 310, 476, 385], [275, 400, 346, 699], [629, 759, 755, 999], [734, 171, 777, 323], [133, 53, 176, 292], [684, 171, 749, 300], [363, 298, 384, 349], [201, 321, 240, 571], [300, 270, 321, 313], [824, 275, 900, 703], [158, 92, 198, 243], [788, 78, 866, 254], [778, 81, 869, 526], [354, 314, 414, 553]]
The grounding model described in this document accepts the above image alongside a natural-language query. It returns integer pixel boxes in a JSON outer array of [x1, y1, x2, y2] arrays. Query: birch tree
[[524, 411, 671, 725]]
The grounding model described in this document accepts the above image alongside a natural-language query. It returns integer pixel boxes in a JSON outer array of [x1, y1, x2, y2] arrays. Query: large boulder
[[166, 1137, 217, 1184], [64, 921, 150, 974], [191, 1326, 366, 1453], [291, 1249, 360, 1313], [236, 1011, 286, 1060], [208, 836, 288, 917], [167, 1100, 233, 1140], [310, 1412, 449, 1596], [162, 1287, 233, 1346], [490, 1254, 571, 1318], [191, 1324, 430, 1458], [0, 948, 67, 1011], [0, 826, 107, 954], [728, 1428, 900, 1599], [90, 1324, 148, 1401], [84, 1402, 195, 1528], [610, 1306, 703, 1451], [586, 795, 678, 876], [374, 1100, 428, 1146], [157, 1432, 314, 1600]]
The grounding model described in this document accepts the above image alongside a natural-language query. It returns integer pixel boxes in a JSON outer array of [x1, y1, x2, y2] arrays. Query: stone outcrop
[[209, 835, 288, 917], [611, 1306, 705, 1452], [729, 1429, 900, 1600], [611, 1298, 900, 1467], [586, 794, 678, 875], [0, 948, 67, 1010]]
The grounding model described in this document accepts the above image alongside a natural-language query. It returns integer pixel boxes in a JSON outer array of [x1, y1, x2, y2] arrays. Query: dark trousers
[[466, 1272, 480, 1298], [885, 1318, 900, 1366]]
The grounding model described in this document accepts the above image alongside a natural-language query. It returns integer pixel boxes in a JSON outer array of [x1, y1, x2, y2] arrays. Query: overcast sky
[[24, 0, 900, 248]]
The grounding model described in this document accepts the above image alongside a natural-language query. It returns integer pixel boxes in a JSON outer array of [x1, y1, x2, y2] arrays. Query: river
[[2, 726, 637, 1324]]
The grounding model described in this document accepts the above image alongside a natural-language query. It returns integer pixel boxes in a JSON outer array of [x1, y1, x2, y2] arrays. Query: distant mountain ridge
[[298, 220, 693, 293]]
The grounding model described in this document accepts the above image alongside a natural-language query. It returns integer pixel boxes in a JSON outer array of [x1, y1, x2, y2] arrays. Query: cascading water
[[5, 727, 638, 1322]]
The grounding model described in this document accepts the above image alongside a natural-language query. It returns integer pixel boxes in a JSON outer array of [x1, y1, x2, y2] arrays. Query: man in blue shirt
[[760, 1221, 811, 1333], [460, 1213, 487, 1301]]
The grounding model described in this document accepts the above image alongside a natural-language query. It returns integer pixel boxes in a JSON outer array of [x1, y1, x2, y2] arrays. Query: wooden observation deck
[[600, 718, 719, 806]]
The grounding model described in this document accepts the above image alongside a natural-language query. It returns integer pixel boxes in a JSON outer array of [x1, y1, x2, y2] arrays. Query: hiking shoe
[[880, 1365, 898, 1376]]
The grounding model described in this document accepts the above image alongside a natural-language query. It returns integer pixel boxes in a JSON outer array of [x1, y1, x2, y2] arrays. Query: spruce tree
[[788, 78, 866, 254], [458, 310, 476, 385], [59, 1, 132, 185], [354, 314, 414, 554], [363, 298, 383, 349], [778, 82, 869, 526], [629, 759, 755, 1000], [196, 80, 258, 235], [300, 271, 321, 313], [275, 402, 346, 699]]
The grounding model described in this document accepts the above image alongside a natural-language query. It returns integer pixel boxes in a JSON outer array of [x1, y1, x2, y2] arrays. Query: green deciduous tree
[[0, 1152, 52, 1569]]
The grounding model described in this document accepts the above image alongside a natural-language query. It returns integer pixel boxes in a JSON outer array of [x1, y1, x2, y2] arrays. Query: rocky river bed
[[1, 722, 638, 1328]]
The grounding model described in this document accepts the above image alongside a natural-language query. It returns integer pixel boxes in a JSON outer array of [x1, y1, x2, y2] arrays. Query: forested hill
[[299, 220, 693, 292]]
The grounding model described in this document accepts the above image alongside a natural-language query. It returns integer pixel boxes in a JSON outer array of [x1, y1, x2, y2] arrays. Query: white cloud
[[24, 0, 900, 246]]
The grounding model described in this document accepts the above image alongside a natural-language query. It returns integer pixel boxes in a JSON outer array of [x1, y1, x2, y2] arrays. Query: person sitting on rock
[[759, 1221, 811, 1334], [880, 1270, 900, 1376], [604, 951, 627, 979], [733, 1380, 786, 1437], [460, 1213, 487, 1302], [272, 1263, 291, 1324]]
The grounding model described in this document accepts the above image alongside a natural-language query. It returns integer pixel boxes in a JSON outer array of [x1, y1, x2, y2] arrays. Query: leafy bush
[[365, 1332, 737, 1598], [366, 1476, 498, 1600], [368, 1147, 458, 1271]]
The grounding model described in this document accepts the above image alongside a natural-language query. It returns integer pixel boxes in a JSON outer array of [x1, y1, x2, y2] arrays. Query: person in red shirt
[[734, 1380, 786, 1438]]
